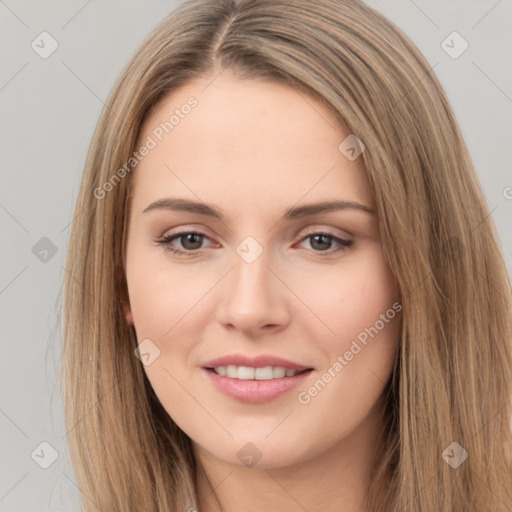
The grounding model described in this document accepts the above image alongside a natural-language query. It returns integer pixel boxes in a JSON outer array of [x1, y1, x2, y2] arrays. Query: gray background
[[1, 0, 511, 510]]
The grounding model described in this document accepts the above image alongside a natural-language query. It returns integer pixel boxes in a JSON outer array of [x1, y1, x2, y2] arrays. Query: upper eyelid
[[160, 223, 354, 240]]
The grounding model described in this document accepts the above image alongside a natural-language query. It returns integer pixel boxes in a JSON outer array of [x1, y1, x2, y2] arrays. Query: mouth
[[201, 355, 314, 403]]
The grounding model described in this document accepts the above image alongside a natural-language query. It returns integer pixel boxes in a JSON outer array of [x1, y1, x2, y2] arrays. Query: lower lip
[[202, 368, 313, 403]]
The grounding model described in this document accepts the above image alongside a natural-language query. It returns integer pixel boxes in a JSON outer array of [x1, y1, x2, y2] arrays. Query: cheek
[[125, 258, 206, 422], [290, 271, 400, 463], [125, 250, 211, 338], [292, 248, 400, 408], [292, 246, 399, 346]]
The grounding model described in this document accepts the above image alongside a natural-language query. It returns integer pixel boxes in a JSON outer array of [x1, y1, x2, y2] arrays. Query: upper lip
[[202, 354, 313, 371]]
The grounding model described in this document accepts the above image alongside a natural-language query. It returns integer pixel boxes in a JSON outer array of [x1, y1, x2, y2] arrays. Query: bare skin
[[123, 71, 400, 511]]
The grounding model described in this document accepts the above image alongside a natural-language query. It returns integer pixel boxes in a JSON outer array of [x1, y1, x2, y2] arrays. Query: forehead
[[131, 73, 372, 214]]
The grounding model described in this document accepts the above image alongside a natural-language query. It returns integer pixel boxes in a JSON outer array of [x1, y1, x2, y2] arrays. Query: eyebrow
[[142, 197, 375, 220]]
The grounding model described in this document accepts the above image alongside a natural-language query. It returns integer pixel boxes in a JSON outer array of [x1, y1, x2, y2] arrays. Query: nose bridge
[[231, 238, 276, 306], [215, 236, 289, 332]]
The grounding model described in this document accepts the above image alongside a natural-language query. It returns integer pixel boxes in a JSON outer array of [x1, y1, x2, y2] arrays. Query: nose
[[215, 246, 291, 336]]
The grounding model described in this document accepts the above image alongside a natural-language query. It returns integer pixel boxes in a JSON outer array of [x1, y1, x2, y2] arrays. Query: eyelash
[[155, 230, 353, 258]]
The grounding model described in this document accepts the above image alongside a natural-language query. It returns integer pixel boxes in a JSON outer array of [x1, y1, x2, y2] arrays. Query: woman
[[62, 0, 512, 510]]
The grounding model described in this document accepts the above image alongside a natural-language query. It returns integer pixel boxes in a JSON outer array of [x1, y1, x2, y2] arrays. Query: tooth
[[255, 366, 274, 380], [226, 365, 238, 378], [273, 366, 287, 378], [237, 366, 255, 380], [217, 365, 302, 379]]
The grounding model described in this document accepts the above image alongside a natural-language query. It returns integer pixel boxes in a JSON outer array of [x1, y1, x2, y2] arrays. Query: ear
[[123, 300, 135, 326]]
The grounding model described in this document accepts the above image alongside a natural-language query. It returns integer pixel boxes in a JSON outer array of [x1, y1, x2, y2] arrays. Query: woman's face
[[123, 73, 401, 469]]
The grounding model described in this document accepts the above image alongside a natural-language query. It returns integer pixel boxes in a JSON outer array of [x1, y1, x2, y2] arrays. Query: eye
[[155, 231, 213, 257], [296, 231, 353, 254], [155, 230, 353, 258]]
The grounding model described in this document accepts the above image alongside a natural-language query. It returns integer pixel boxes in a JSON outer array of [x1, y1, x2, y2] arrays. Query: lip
[[203, 368, 313, 403], [202, 354, 312, 372], [201, 353, 314, 404]]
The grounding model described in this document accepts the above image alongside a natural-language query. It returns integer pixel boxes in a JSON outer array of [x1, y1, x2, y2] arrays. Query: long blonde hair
[[62, 0, 512, 510]]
